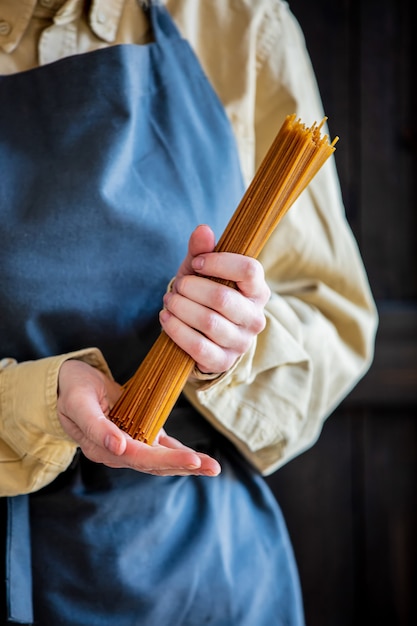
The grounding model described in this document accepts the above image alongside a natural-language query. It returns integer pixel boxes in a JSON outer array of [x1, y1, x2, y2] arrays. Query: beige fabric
[[0, 0, 377, 494]]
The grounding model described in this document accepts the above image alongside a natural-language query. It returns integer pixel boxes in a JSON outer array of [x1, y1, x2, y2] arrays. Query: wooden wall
[[266, 1, 417, 624]]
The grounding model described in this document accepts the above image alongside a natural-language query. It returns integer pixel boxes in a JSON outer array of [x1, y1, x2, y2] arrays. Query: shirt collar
[[0, 0, 126, 53], [0, 0, 37, 53], [89, 0, 125, 43]]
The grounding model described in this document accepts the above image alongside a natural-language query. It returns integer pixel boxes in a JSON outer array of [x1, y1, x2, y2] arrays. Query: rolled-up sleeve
[[0, 349, 111, 495], [183, 0, 378, 474]]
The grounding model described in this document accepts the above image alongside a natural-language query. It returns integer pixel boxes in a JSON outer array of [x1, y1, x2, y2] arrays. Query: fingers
[[57, 360, 221, 477], [58, 360, 126, 451], [191, 251, 271, 303], [186, 224, 216, 259], [121, 431, 221, 476], [166, 274, 267, 334], [88, 428, 221, 477], [159, 307, 239, 372], [176, 225, 216, 279], [58, 384, 128, 461], [160, 253, 270, 373], [60, 407, 128, 458], [62, 408, 221, 476]]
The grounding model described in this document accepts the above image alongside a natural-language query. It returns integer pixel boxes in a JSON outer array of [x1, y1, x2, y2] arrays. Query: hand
[[57, 359, 221, 476], [159, 224, 271, 374]]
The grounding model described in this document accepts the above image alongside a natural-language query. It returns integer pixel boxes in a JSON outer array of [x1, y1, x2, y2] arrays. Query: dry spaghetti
[[109, 114, 338, 443]]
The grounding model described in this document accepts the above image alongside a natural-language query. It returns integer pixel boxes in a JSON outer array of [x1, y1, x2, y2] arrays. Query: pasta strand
[[109, 114, 338, 443]]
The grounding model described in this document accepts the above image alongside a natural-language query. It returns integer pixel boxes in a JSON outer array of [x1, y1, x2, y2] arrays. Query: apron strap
[[147, 0, 184, 42], [6, 495, 33, 624]]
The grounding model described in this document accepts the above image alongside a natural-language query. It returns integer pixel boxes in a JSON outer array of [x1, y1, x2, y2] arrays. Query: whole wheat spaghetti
[[109, 114, 338, 443]]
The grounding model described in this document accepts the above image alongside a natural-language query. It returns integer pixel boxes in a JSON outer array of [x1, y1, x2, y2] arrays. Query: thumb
[[188, 224, 216, 257], [177, 224, 216, 278]]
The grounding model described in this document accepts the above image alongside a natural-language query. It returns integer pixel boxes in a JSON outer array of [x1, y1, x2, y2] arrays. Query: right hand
[[57, 359, 221, 477]]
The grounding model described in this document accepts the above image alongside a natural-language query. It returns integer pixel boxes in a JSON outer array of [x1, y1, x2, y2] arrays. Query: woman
[[0, 1, 377, 624]]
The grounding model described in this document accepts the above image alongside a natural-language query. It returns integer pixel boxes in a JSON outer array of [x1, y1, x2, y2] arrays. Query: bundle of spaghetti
[[109, 114, 338, 443]]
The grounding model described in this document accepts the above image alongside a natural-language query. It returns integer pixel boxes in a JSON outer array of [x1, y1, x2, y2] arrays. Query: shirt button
[[0, 20, 11, 36], [96, 11, 106, 24]]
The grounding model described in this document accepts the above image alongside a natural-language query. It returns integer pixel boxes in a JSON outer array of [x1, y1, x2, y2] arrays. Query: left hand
[[57, 359, 221, 476], [159, 224, 271, 375]]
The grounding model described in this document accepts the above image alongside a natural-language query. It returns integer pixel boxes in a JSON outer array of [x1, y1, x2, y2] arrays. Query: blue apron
[[0, 3, 304, 624]]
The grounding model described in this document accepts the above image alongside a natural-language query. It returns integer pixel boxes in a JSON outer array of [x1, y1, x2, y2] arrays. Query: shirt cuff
[[183, 308, 312, 474], [0, 347, 111, 494]]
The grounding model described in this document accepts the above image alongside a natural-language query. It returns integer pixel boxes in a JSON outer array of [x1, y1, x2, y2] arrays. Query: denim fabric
[[30, 445, 304, 626], [1, 3, 304, 624], [0, 2, 244, 384]]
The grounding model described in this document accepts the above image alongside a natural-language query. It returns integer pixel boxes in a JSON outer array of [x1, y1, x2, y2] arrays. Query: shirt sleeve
[[0, 0, 377, 489], [183, 0, 378, 474], [0, 349, 112, 496]]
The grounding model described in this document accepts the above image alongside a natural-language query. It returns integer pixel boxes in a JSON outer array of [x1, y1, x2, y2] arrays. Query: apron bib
[[0, 3, 304, 624], [0, 2, 243, 383]]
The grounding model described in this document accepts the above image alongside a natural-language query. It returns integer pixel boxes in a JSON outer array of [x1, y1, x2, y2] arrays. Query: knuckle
[[192, 334, 211, 363], [263, 283, 272, 303], [243, 256, 262, 281], [235, 333, 252, 355], [203, 311, 219, 335], [212, 284, 232, 311], [252, 310, 267, 334], [176, 274, 193, 295], [193, 337, 227, 374], [240, 258, 270, 302], [220, 351, 238, 372], [166, 292, 181, 313], [244, 256, 258, 276]]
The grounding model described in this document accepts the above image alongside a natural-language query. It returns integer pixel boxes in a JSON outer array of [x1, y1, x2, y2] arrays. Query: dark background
[[266, 0, 417, 624]]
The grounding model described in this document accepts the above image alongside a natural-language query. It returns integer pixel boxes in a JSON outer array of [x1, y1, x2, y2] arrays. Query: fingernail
[[163, 292, 172, 306], [192, 256, 204, 271], [159, 309, 170, 324], [204, 467, 221, 477]]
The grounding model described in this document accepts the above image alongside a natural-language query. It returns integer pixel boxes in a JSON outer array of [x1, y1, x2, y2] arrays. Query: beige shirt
[[0, 0, 378, 494]]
